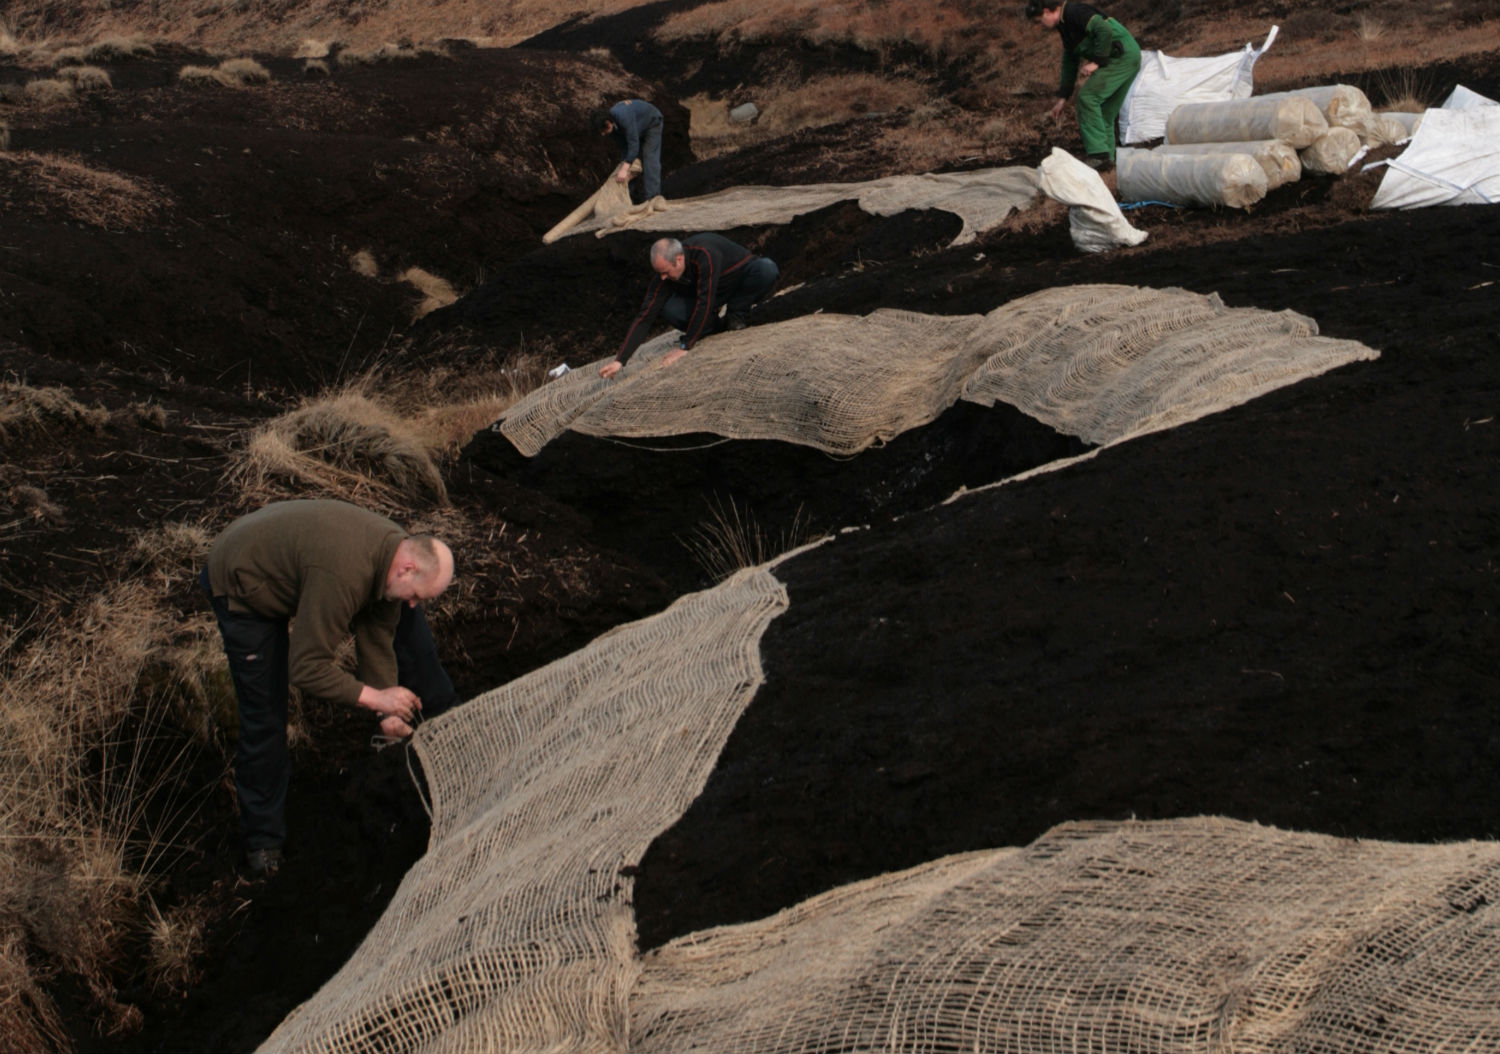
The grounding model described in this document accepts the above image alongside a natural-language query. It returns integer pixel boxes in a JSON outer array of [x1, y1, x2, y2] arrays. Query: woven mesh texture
[[558, 167, 1040, 247], [632, 816, 1500, 1053], [257, 568, 789, 1054], [959, 284, 1377, 446], [497, 285, 1378, 458]]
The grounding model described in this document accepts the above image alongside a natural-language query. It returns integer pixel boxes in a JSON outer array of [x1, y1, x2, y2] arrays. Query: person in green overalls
[[1028, 0, 1141, 169]]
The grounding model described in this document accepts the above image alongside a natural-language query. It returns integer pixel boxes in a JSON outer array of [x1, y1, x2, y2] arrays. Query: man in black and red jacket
[[598, 233, 779, 379]]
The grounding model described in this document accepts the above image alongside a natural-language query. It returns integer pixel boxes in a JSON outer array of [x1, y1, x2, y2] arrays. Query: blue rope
[[1119, 200, 1181, 210]]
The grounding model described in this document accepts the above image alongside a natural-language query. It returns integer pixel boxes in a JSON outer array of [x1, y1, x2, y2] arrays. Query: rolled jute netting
[[550, 167, 1040, 247], [495, 284, 1379, 459], [632, 816, 1500, 1053], [258, 566, 791, 1054]]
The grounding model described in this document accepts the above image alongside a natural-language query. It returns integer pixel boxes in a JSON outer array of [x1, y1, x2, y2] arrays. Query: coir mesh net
[[261, 565, 1500, 1053], [497, 284, 1378, 458], [561, 167, 1040, 247]]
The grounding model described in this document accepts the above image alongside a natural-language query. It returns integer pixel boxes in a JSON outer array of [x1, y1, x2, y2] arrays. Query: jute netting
[[633, 817, 1500, 1053], [561, 167, 1040, 247], [258, 567, 789, 1054], [497, 285, 1378, 458]]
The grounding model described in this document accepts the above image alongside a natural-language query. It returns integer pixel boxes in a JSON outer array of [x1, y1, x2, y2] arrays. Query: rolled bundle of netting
[[1299, 126, 1363, 174], [1258, 84, 1373, 127], [1117, 147, 1268, 209], [1166, 96, 1328, 149], [1154, 139, 1301, 189], [1379, 110, 1425, 137]]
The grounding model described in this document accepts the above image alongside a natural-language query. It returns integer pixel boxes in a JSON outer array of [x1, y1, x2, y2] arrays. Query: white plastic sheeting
[[1035, 147, 1148, 253], [1441, 85, 1499, 111], [1117, 27, 1278, 145], [1371, 103, 1500, 209], [1117, 147, 1268, 209]]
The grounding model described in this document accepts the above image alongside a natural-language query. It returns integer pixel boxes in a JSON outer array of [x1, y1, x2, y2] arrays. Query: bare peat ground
[[1, 16, 1497, 1054]]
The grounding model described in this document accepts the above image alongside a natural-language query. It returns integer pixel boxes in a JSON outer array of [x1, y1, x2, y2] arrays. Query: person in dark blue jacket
[[599, 234, 779, 379], [590, 99, 664, 202]]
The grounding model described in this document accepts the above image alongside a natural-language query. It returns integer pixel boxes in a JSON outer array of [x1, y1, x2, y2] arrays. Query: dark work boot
[[1084, 153, 1114, 172], [245, 846, 283, 878]]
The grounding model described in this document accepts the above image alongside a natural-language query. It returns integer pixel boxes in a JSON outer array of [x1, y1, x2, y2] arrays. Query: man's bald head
[[386, 534, 454, 606]]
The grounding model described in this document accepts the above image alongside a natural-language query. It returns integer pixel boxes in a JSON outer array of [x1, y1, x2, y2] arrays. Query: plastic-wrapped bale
[[1379, 111, 1425, 137], [1117, 147, 1268, 209], [1258, 84, 1373, 127], [1155, 139, 1301, 189], [1166, 96, 1328, 149], [1299, 126, 1362, 174], [1362, 114, 1415, 147]]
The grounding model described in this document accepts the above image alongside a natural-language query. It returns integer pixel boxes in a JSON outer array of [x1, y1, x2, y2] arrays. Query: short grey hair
[[649, 237, 683, 264]]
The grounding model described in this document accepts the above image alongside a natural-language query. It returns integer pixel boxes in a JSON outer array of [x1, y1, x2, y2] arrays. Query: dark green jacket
[[1055, 2, 1134, 99], [206, 500, 404, 704]]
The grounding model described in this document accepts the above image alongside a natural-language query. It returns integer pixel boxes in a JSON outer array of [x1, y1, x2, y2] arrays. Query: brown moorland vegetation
[[1, 0, 1498, 1049]]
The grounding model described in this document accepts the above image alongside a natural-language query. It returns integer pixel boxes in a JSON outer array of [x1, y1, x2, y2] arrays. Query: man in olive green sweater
[[201, 500, 458, 875]]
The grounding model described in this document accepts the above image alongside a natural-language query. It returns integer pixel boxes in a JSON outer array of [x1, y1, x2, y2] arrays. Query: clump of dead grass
[[0, 932, 69, 1054], [682, 496, 818, 582], [22, 78, 75, 107], [336, 41, 449, 66], [400, 266, 459, 319], [229, 390, 449, 506], [57, 64, 112, 92], [143, 897, 210, 994], [685, 73, 941, 157], [84, 35, 156, 62], [293, 38, 331, 59], [0, 152, 168, 230], [350, 248, 379, 277], [178, 57, 271, 88], [0, 380, 109, 442], [0, 580, 219, 1046]]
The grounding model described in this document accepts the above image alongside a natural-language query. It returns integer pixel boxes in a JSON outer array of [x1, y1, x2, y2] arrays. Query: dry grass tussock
[[686, 74, 942, 157], [229, 389, 450, 507], [228, 358, 553, 509], [336, 40, 449, 66], [349, 248, 379, 277], [56, 64, 111, 91], [0, 932, 69, 1054], [0, 380, 109, 442], [178, 57, 271, 88], [681, 495, 819, 582], [0, 151, 168, 230], [400, 266, 459, 319], [21, 77, 75, 106], [0, 579, 223, 1046]]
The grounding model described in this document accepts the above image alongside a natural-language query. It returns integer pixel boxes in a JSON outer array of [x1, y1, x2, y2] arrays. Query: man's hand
[[358, 684, 421, 724], [599, 360, 623, 379], [1047, 97, 1067, 122], [661, 348, 687, 367], [1080, 61, 1098, 78], [614, 162, 632, 184], [379, 714, 415, 738]]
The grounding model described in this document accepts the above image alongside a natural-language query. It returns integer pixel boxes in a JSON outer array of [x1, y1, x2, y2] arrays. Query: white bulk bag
[[1117, 147, 1268, 209], [1117, 27, 1277, 145], [1372, 104, 1500, 208], [1036, 147, 1149, 253]]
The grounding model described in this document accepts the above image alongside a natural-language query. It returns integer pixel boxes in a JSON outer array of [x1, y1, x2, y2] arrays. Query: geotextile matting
[[556, 166, 1040, 247]]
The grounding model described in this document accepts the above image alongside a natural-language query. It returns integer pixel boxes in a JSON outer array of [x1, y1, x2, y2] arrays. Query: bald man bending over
[[200, 499, 459, 875]]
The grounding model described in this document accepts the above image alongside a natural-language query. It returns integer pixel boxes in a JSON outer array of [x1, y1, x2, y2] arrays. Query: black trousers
[[662, 256, 780, 331], [200, 569, 459, 851]]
